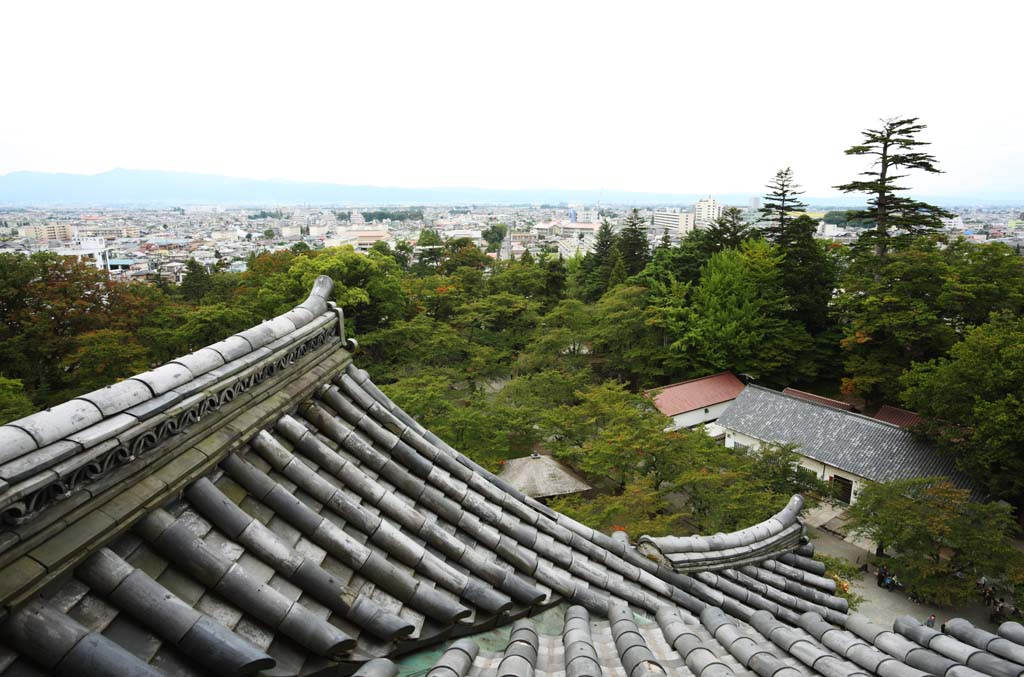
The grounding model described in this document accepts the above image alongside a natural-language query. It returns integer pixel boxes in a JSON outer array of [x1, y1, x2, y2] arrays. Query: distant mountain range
[[0, 169, 1015, 208]]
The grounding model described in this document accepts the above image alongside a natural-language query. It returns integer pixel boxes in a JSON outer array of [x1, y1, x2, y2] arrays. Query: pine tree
[[705, 207, 756, 252], [607, 253, 627, 289], [580, 219, 619, 301], [759, 167, 807, 240], [616, 209, 651, 276], [180, 259, 211, 302], [834, 117, 952, 258]]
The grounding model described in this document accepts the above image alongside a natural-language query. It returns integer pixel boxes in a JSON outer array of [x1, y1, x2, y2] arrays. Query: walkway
[[808, 526, 998, 631]]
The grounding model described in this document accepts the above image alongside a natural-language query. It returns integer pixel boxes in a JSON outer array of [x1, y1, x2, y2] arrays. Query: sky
[[1, 1, 1021, 199]]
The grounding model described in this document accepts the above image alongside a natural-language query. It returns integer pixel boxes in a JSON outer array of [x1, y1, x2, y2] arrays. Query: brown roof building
[[645, 372, 745, 429], [782, 388, 856, 412], [873, 404, 924, 429]]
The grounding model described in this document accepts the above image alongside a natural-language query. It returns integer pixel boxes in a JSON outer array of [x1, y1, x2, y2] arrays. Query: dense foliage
[[848, 478, 1024, 606]]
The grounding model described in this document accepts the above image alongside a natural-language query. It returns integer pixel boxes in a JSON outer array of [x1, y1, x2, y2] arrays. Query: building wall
[[694, 198, 723, 229], [722, 430, 866, 503], [669, 400, 734, 430]]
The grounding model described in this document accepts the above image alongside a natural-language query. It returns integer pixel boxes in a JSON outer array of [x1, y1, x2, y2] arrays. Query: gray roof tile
[[717, 386, 979, 492]]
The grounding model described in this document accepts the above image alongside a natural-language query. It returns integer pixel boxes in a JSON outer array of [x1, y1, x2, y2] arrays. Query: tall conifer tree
[[616, 209, 651, 276], [759, 167, 807, 240], [834, 117, 951, 258]]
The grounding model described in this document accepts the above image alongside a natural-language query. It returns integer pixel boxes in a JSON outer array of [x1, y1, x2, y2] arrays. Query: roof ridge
[[749, 385, 910, 431], [0, 276, 345, 526], [642, 371, 737, 394]]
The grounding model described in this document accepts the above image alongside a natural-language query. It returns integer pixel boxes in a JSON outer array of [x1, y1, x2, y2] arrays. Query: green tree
[[837, 237, 959, 402], [588, 286, 671, 387], [606, 253, 627, 289], [413, 228, 445, 275], [848, 478, 1023, 606], [549, 474, 680, 537], [287, 246, 407, 333], [704, 207, 756, 252], [174, 304, 257, 352], [517, 299, 592, 373], [59, 329, 152, 397], [0, 376, 35, 425], [545, 382, 678, 489], [675, 441, 819, 533], [900, 313, 1024, 505], [759, 167, 807, 240], [439, 238, 490, 275], [834, 117, 952, 258], [180, 259, 212, 302], [675, 240, 814, 386], [580, 219, 619, 301], [615, 209, 651, 276], [776, 215, 837, 334], [482, 223, 508, 252]]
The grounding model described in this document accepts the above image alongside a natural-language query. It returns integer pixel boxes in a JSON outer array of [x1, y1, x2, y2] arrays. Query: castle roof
[[0, 278, 1014, 677]]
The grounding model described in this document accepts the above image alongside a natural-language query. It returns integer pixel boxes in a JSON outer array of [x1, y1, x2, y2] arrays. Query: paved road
[[808, 526, 999, 631]]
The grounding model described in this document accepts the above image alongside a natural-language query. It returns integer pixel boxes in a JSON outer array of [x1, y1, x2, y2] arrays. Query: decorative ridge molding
[[0, 276, 342, 526], [636, 494, 804, 554]]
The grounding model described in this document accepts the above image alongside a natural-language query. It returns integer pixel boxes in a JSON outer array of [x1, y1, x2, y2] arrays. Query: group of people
[[876, 564, 904, 592]]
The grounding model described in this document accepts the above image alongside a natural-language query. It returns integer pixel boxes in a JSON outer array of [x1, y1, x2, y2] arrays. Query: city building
[[694, 197, 724, 229], [17, 222, 75, 241], [325, 229, 391, 252], [652, 209, 696, 241], [75, 224, 141, 239]]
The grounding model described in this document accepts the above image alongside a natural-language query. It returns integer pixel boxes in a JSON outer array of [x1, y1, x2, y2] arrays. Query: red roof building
[[873, 404, 923, 429], [782, 388, 856, 412], [645, 372, 745, 429]]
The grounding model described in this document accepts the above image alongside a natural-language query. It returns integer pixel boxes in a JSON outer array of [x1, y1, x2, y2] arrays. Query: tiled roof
[[717, 386, 979, 494], [0, 278, 1015, 677], [497, 455, 591, 499], [781, 389, 856, 412], [645, 373, 745, 417], [873, 405, 923, 429]]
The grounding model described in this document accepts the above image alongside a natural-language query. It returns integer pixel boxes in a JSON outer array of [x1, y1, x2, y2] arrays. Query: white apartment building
[[652, 210, 696, 241], [18, 222, 75, 242], [694, 198, 724, 229]]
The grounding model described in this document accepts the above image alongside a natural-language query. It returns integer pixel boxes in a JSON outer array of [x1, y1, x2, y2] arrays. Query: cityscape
[[3, 200, 1021, 285]]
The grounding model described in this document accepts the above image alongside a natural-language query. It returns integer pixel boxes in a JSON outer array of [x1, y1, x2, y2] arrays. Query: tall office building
[[694, 197, 724, 229]]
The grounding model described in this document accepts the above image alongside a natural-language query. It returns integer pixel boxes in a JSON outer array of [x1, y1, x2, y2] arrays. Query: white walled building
[[652, 210, 696, 241], [715, 386, 980, 504], [694, 197, 724, 229], [645, 372, 745, 430]]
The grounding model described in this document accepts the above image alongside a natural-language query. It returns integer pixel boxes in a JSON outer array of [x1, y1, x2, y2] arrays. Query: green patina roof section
[[394, 603, 657, 676]]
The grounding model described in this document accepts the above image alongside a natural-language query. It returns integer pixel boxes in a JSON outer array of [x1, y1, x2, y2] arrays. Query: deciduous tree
[[848, 478, 1023, 606]]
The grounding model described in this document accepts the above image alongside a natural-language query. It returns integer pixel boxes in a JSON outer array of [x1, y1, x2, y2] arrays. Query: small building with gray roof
[[716, 385, 980, 504]]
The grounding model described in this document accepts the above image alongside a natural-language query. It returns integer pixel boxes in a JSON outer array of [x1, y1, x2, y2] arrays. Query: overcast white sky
[[1, 1, 1021, 198]]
